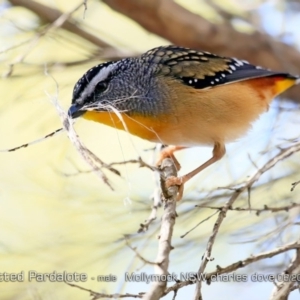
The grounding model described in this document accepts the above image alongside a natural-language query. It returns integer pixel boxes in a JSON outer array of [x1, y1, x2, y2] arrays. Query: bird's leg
[[166, 142, 226, 200], [156, 145, 187, 171]]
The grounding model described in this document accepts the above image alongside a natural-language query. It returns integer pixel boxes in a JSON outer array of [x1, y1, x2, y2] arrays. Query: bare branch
[[193, 190, 240, 298], [291, 180, 300, 192], [125, 239, 157, 265], [108, 157, 159, 172], [47, 75, 114, 189], [206, 241, 300, 281], [58, 157, 157, 178], [193, 141, 300, 299], [5, 1, 91, 77], [137, 203, 160, 234], [148, 141, 300, 298], [196, 203, 300, 216], [180, 210, 219, 238], [163, 241, 300, 296], [270, 248, 300, 300], [143, 158, 178, 300]]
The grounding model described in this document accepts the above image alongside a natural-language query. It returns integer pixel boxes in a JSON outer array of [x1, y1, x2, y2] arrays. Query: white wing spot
[[233, 59, 244, 66]]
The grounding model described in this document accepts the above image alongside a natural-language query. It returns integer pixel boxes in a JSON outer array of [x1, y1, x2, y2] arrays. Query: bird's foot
[[165, 176, 185, 201], [156, 149, 181, 171]]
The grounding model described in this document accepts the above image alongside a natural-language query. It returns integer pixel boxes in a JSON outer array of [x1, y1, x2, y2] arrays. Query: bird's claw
[[165, 176, 184, 201]]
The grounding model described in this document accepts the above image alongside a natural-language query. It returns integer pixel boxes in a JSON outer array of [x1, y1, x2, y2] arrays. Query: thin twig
[[125, 239, 157, 265], [46, 74, 114, 189], [108, 157, 159, 172], [291, 180, 300, 191], [205, 241, 300, 282], [6, 1, 89, 77], [9, 0, 112, 48], [65, 282, 143, 299], [180, 210, 219, 238], [137, 203, 160, 233], [59, 157, 157, 178], [196, 203, 300, 216]]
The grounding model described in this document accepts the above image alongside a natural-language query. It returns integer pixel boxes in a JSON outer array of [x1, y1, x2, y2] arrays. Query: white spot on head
[[76, 63, 117, 104], [215, 78, 219, 82], [194, 79, 198, 82], [211, 81, 214, 84], [189, 80, 192, 84]]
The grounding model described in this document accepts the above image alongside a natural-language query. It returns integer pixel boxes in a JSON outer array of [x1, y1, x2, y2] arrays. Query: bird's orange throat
[[83, 111, 165, 142]]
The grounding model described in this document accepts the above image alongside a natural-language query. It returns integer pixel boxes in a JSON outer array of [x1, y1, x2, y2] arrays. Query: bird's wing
[[142, 45, 294, 90]]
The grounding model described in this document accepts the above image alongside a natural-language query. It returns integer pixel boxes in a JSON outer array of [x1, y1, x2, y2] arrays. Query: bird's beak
[[68, 104, 86, 119]]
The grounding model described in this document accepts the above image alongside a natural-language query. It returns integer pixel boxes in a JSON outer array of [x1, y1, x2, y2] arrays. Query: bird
[[68, 45, 299, 199]]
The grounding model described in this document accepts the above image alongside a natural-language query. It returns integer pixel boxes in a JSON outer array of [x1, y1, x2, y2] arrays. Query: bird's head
[[68, 58, 158, 120]]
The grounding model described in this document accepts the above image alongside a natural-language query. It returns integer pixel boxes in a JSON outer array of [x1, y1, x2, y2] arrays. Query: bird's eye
[[94, 81, 108, 93]]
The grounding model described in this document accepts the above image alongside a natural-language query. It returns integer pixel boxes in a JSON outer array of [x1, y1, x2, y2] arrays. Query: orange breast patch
[[83, 111, 165, 142]]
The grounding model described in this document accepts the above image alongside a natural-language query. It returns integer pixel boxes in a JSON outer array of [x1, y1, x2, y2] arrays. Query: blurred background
[[1, 0, 300, 299]]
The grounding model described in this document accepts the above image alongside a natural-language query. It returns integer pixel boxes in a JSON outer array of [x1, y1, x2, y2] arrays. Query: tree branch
[[196, 202, 300, 216], [193, 141, 300, 299], [158, 141, 300, 298], [270, 248, 300, 300], [143, 158, 178, 300]]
